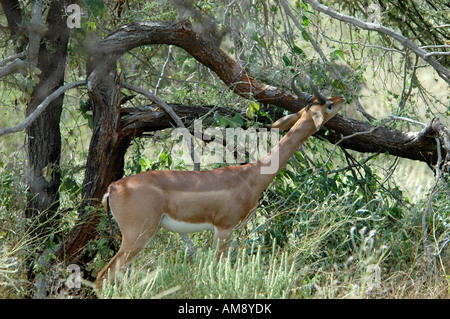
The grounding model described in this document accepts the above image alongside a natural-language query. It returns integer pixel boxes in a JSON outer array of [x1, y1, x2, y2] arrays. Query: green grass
[[100, 244, 296, 299]]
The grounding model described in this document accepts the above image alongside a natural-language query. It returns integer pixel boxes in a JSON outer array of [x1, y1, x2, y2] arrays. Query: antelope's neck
[[250, 118, 316, 193]]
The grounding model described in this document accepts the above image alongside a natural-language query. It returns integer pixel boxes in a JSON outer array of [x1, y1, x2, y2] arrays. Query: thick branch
[[321, 115, 437, 165], [120, 103, 239, 137], [122, 102, 443, 170], [89, 20, 304, 111], [304, 0, 450, 83], [0, 0, 23, 37], [0, 51, 25, 67], [87, 19, 446, 168], [29, 0, 43, 69], [121, 82, 186, 128]]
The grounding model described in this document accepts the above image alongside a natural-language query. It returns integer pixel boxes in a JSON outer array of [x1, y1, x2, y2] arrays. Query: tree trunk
[[59, 54, 132, 263], [25, 1, 69, 234], [0, 0, 23, 40]]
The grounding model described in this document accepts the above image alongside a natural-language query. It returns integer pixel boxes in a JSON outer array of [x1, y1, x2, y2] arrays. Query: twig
[[422, 137, 442, 261], [154, 45, 173, 96], [425, 52, 450, 57], [420, 45, 450, 49], [398, 54, 419, 113], [0, 80, 87, 136], [303, 0, 450, 83], [388, 116, 426, 127], [281, 0, 376, 121], [328, 153, 379, 174]]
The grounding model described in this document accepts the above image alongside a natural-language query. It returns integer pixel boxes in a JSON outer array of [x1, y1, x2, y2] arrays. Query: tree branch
[[0, 80, 86, 136], [304, 0, 450, 83], [0, 56, 27, 78], [89, 20, 304, 111], [0, 51, 26, 67], [0, 0, 23, 37], [121, 81, 185, 128], [121, 81, 201, 169], [280, 0, 376, 121], [120, 103, 239, 137], [29, 0, 43, 69]]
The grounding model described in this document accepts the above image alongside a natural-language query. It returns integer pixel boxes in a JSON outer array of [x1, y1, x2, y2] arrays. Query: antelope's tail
[[102, 189, 117, 253]]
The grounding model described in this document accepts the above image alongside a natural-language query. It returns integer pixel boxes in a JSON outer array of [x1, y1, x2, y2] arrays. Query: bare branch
[[154, 45, 173, 96], [420, 45, 450, 50], [121, 81, 201, 168], [425, 52, 450, 57], [0, 80, 86, 136], [0, 57, 27, 78], [0, 51, 26, 68], [120, 103, 238, 135], [121, 81, 185, 128], [280, 0, 376, 121], [304, 0, 450, 83]]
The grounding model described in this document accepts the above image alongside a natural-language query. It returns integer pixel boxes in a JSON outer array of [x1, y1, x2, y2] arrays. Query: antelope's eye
[[326, 102, 333, 112]]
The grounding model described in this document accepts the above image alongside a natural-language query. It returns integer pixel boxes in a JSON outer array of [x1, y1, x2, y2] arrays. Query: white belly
[[160, 214, 215, 234]]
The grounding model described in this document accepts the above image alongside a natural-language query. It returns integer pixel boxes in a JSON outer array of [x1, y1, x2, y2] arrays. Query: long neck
[[249, 117, 317, 194]]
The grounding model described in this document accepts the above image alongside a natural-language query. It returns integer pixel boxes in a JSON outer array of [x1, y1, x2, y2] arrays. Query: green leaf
[[331, 49, 345, 60], [293, 45, 307, 59], [247, 101, 260, 118], [282, 55, 293, 67], [302, 15, 310, 27], [213, 113, 244, 128], [301, 30, 310, 41], [62, 177, 78, 193], [250, 29, 264, 46], [258, 110, 273, 122]]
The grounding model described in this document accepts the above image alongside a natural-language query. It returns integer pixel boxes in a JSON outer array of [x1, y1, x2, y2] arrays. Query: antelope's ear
[[311, 112, 324, 131], [271, 111, 302, 131]]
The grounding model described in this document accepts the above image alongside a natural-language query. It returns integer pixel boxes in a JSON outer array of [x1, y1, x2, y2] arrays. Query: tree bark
[[25, 1, 70, 230], [58, 52, 132, 262], [319, 115, 438, 165], [120, 103, 238, 137], [0, 0, 23, 40]]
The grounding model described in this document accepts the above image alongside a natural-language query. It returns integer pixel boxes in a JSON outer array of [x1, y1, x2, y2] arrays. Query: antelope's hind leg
[[213, 227, 233, 261], [96, 212, 162, 294]]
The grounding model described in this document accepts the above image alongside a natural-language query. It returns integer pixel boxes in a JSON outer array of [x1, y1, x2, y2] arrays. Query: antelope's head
[[272, 72, 345, 131]]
